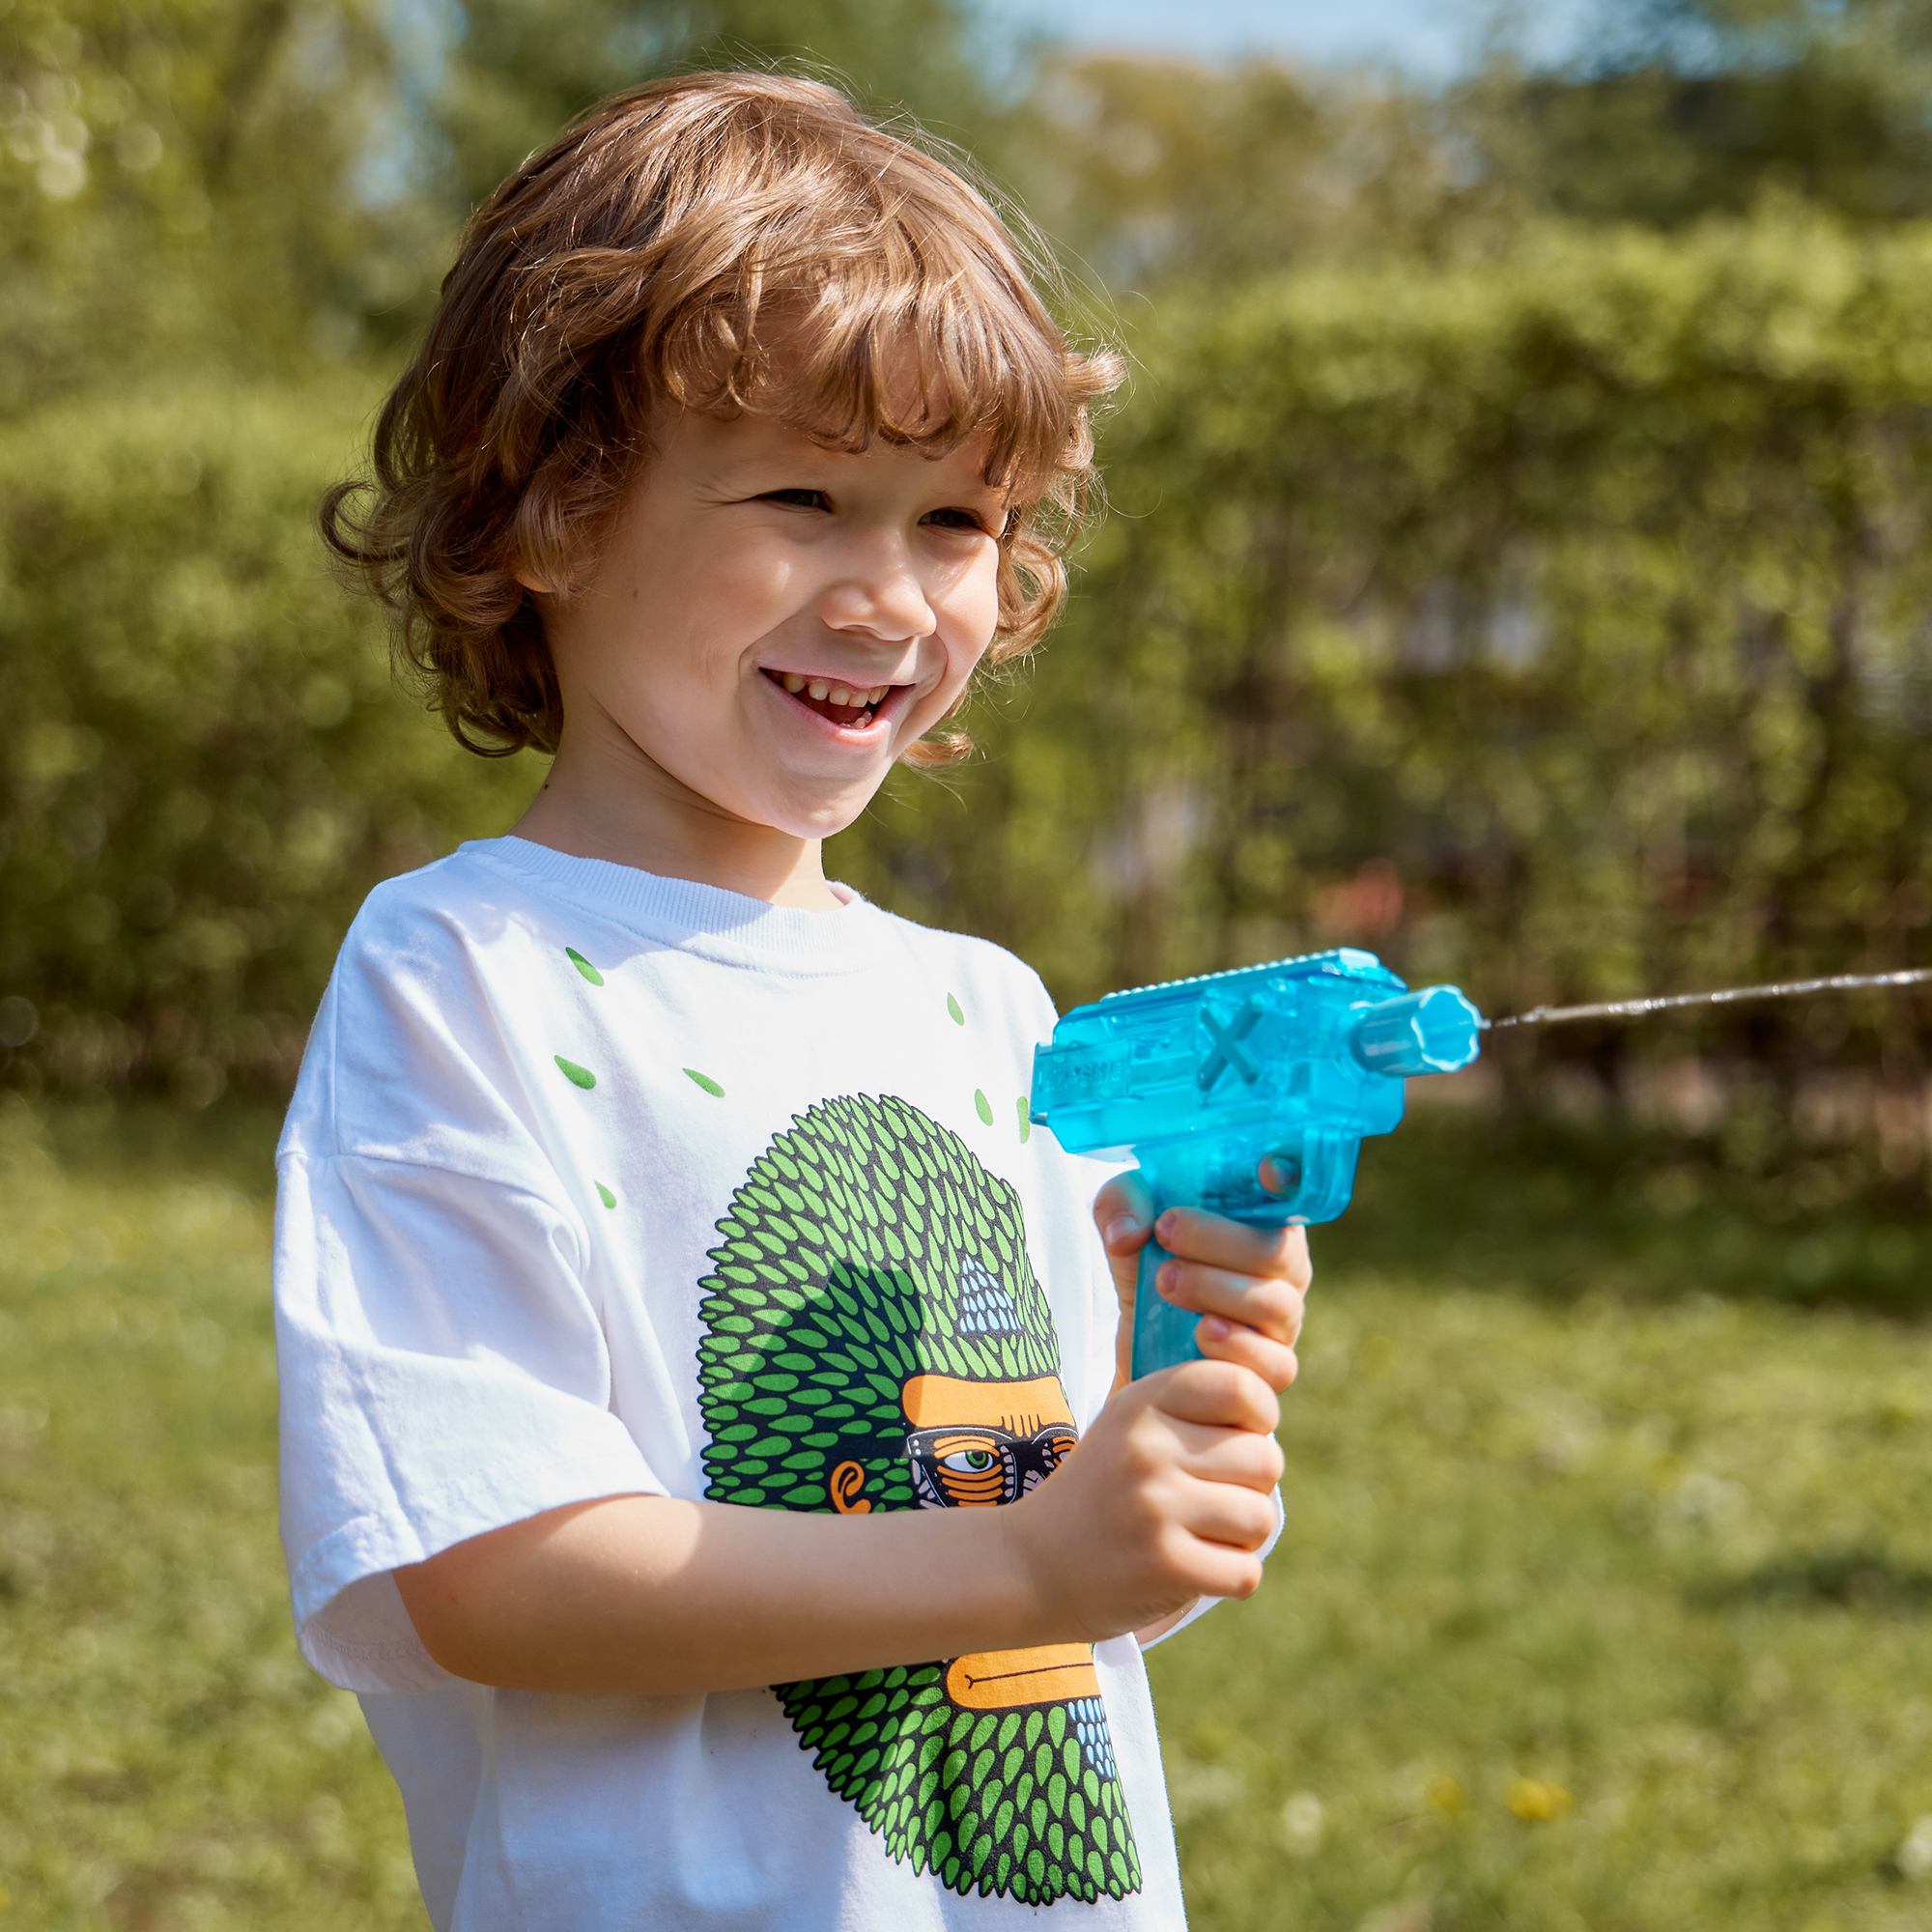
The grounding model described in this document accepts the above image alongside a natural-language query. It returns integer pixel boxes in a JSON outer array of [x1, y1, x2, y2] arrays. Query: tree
[[1466, 0, 1932, 226]]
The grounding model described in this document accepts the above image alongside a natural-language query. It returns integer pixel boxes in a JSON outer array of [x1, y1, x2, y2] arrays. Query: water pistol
[[1028, 952, 1932, 1379]]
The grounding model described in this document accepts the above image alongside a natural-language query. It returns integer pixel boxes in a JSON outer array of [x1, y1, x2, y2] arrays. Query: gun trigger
[[1196, 998, 1264, 1092]]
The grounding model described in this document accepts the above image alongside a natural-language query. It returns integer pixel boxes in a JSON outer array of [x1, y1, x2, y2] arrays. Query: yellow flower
[[1505, 1776, 1575, 1822]]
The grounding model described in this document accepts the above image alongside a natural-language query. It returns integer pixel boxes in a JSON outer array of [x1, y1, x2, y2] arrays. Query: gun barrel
[[1030, 948, 1486, 1377], [1349, 986, 1484, 1078]]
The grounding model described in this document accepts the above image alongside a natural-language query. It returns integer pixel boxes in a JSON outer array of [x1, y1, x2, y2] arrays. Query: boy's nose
[[820, 532, 937, 642]]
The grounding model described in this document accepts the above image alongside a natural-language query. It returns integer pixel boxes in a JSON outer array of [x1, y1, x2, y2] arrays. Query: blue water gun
[[1029, 949, 1483, 1378]]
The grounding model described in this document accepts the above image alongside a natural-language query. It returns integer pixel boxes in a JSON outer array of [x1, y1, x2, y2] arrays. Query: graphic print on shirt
[[696, 1094, 1140, 1908]]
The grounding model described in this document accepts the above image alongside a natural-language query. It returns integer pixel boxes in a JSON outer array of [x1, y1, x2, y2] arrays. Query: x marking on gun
[[1195, 998, 1264, 1092]]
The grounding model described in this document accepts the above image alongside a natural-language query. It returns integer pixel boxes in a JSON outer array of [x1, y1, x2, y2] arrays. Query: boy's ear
[[514, 564, 556, 596]]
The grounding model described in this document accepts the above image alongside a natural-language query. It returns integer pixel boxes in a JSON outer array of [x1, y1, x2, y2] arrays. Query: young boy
[[280, 71, 1309, 1930]]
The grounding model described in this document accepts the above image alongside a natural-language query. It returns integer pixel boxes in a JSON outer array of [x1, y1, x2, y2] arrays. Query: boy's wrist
[[987, 1493, 1059, 1647]]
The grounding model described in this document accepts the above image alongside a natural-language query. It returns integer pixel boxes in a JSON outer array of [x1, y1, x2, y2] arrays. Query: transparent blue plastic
[[1029, 949, 1484, 1378]]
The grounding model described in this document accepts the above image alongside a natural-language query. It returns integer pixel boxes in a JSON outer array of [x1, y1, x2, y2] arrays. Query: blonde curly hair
[[323, 71, 1123, 764]]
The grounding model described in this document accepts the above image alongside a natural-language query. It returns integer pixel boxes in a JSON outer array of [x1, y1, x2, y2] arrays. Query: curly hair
[[322, 71, 1123, 763]]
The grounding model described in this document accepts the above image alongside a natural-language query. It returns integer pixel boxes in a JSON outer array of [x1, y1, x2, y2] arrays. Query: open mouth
[[764, 668, 896, 730]]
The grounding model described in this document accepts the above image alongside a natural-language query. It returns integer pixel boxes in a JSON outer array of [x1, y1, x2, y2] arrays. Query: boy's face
[[535, 408, 1009, 843]]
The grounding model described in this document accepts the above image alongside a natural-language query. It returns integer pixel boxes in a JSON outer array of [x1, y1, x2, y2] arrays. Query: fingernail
[[1154, 1210, 1178, 1241], [1155, 1261, 1179, 1296], [1201, 1316, 1232, 1338], [1103, 1214, 1141, 1248]]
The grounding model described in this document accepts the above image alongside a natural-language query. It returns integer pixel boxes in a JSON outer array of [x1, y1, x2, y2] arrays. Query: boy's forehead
[[665, 408, 1007, 495]]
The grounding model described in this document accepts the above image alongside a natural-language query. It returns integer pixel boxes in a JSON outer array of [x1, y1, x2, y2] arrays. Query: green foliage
[[1329, 1108, 1932, 1317], [5, 0, 1930, 1191], [0, 1099, 420, 1927], [1004, 53, 1490, 298], [0, 0, 1010, 412], [835, 203, 1932, 1126], [0, 380, 532, 1098], [1155, 1266, 1932, 1930], [441, 0, 1005, 213], [1470, 0, 1932, 228], [0, 0, 438, 407], [11, 1102, 1932, 1924]]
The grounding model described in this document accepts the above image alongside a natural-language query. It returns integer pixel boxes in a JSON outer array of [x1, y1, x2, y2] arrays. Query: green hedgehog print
[[696, 1094, 1141, 1907]]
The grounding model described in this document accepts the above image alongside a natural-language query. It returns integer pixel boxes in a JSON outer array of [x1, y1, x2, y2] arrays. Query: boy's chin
[[754, 771, 901, 842]]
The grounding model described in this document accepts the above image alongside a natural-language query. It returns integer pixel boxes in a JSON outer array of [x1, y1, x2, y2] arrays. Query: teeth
[[776, 673, 892, 712]]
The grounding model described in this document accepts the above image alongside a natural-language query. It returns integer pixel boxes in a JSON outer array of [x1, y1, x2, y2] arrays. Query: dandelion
[[1505, 1776, 1574, 1822], [1282, 1791, 1324, 1856], [1897, 1815, 1932, 1879]]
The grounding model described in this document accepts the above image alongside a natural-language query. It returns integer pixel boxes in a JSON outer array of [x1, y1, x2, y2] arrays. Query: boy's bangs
[[654, 208, 1083, 498]]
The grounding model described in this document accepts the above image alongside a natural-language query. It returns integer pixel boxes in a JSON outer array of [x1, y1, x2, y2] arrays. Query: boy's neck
[[512, 745, 842, 912]]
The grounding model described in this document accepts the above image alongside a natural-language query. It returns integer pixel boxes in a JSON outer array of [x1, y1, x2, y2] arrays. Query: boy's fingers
[[1094, 1174, 1156, 1343], [1172, 1486, 1282, 1559], [1194, 1319, 1299, 1393], [1093, 1171, 1156, 1257], [1155, 1259, 1304, 1346], [1170, 1425, 1286, 1497], [1153, 1209, 1312, 1291], [1145, 1357, 1280, 1436]]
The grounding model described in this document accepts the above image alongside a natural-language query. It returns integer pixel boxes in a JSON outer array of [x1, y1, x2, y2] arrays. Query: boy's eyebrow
[[706, 461, 1010, 509]]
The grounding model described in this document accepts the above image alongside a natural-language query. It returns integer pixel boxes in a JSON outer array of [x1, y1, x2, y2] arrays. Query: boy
[[282, 71, 1309, 1929]]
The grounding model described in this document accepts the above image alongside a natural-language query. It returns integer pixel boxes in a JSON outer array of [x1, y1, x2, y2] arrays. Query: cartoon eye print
[[905, 1424, 1078, 1509]]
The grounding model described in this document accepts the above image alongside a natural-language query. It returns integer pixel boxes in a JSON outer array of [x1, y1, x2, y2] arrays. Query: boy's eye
[[921, 506, 990, 533], [757, 488, 831, 511]]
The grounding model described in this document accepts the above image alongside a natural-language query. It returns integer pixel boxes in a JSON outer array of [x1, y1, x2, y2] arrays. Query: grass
[[0, 1098, 419, 1930], [5, 1098, 1932, 1928]]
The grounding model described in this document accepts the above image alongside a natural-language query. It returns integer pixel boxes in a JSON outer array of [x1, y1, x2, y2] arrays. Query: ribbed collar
[[469, 837, 885, 976]]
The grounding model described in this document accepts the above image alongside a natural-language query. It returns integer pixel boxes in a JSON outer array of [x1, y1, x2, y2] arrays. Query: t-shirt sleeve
[[276, 1150, 665, 1691]]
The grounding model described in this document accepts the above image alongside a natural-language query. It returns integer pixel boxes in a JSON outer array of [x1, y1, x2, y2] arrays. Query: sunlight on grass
[[6, 1096, 1932, 1928], [0, 1099, 420, 1929], [1154, 1278, 1932, 1930]]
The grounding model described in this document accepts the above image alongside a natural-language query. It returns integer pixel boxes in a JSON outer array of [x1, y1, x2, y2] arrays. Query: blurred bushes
[[3, 0, 1930, 1166], [0, 381, 529, 1098], [838, 203, 1932, 1125], [9, 206, 1932, 1120]]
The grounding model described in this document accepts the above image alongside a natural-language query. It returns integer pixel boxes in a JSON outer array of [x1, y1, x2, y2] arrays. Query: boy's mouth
[[763, 668, 896, 729]]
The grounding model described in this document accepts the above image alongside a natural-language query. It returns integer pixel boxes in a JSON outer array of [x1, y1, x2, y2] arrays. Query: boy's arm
[[394, 1353, 1284, 1694]]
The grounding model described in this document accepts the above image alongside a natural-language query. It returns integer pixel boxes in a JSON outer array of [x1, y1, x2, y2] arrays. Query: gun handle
[[1130, 1212, 1202, 1379]]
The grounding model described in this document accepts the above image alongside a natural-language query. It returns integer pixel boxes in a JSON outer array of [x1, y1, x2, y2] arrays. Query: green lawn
[[5, 1098, 1932, 1929]]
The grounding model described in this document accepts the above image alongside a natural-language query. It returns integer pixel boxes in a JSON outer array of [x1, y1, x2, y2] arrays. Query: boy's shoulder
[[857, 897, 1061, 1025], [344, 837, 544, 943]]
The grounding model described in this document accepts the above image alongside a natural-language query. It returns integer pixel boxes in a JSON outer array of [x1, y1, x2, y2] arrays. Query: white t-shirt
[[274, 837, 1193, 1931]]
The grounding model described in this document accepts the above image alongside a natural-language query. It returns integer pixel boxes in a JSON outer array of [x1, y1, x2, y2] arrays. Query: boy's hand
[[991, 1172, 1311, 1642], [1000, 1355, 1286, 1639], [1093, 1169, 1311, 1394]]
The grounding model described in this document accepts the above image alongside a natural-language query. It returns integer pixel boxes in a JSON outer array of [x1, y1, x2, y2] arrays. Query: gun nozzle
[[1349, 986, 1483, 1078]]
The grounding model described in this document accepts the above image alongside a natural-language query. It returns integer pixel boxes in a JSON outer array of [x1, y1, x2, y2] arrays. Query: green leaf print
[[694, 1094, 1139, 1907], [685, 1068, 725, 1097], [554, 1056, 596, 1090], [566, 948, 605, 986]]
